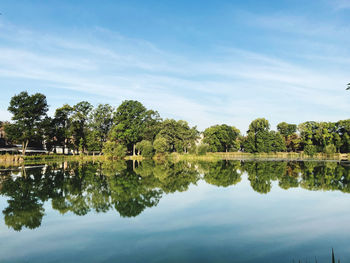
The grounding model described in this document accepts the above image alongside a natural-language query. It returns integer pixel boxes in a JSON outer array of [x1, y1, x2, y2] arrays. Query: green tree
[[285, 133, 301, 152], [324, 144, 336, 155], [333, 133, 342, 153], [110, 100, 158, 155], [298, 121, 318, 150], [269, 131, 286, 152], [156, 119, 199, 153], [103, 141, 127, 159], [86, 130, 101, 153], [90, 104, 114, 151], [136, 140, 154, 158], [153, 137, 169, 154], [304, 144, 317, 157], [277, 122, 297, 138], [53, 104, 73, 154], [70, 101, 93, 153], [243, 118, 270, 153], [243, 119, 286, 153], [203, 124, 240, 152], [5, 91, 48, 155]]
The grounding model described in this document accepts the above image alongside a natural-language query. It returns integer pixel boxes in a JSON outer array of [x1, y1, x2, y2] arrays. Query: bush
[[153, 137, 169, 154], [196, 144, 209, 155], [304, 145, 317, 157], [324, 144, 336, 155], [103, 141, 127, 159], [188, 144, 197, 154], [136, 140, 154, 158]]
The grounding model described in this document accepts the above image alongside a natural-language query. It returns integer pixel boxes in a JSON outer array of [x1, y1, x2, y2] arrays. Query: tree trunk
[[133, 144, 136, 156]]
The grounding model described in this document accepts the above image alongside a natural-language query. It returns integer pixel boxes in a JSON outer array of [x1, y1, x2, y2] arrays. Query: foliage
[[86, 130, 101, 152], [70, 101, 93, 153], [196, 144, 209, 155], [4, 90, 350, 156], [277, 122, 297, 138], [136, 140, 154, 158], [304, 145, 317, 157], [90, 104, 114, 151], [153, 137, 169, 154], [324, 144, 336, 155], [103, 141, 127, 159], [242, 118, 286, 153], [52, 104, 73, 153], [155, 119, 199, 153], [110, 100, 153, 155], [203, 124, 240, 152], [5, 91, 49, 154]]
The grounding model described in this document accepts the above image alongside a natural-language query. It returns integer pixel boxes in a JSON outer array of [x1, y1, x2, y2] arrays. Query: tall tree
[[277, 122, 298, 152], [90, 104, 114, 151], [70, 101, 93, 153], [156, 119, 199, 153], [53, 104, 73, 154], [277, 122, 297, 138], [243, 118, 286, 153], [203, 124, 240, 152], [243, 118, 270, 153], [5, 91, 48, 155], [109, 100, 159, 155]]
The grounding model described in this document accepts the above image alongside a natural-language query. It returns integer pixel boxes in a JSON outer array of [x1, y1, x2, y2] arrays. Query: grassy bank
[[0, 154, 105, 167]]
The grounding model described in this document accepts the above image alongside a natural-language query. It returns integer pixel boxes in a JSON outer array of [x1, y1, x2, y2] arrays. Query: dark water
[[0, 160, 349, 262]]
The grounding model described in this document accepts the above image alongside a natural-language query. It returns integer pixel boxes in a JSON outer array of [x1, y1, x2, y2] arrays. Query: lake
[[0, 160, 349, 262]]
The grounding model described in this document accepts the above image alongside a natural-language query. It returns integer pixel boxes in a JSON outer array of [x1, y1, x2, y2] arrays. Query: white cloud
[[0, 20, 349, 131]]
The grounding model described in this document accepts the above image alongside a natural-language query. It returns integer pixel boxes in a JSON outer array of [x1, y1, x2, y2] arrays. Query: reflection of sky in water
[[0, 174, 350, 262]]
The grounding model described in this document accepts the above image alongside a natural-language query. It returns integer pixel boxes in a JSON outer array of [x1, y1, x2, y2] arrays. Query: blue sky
[[0, 0, 349, 132]]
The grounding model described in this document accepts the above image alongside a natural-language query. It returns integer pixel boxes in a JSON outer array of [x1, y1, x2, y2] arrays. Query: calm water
[[0, 160, 350, 263]]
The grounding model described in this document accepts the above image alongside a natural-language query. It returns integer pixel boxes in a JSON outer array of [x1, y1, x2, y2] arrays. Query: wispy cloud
[[0, 18, 349, 131]]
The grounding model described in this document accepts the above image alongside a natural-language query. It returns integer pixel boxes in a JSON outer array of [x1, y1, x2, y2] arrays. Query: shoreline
[[0, 151, 349, 167]]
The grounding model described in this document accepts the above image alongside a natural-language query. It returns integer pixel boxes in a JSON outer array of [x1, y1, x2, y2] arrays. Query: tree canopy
[[203, 124, 240, 152], [5, 91, 49, 154]]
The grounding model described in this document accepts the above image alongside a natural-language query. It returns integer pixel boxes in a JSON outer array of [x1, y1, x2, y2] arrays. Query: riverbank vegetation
[[1, 91, 350, 160]]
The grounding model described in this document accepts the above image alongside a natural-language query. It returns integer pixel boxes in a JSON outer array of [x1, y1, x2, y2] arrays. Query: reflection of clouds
[[1, 173, 350, 262]]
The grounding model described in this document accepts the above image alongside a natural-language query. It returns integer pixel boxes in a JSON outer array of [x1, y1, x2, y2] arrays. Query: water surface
[[0, 160, 349, 262]]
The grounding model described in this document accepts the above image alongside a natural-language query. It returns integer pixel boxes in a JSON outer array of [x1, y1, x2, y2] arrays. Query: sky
[[0, 0, 349, 132]]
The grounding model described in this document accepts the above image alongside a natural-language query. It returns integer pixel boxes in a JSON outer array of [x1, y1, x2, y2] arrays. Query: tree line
[[1, 91, 350, 156]]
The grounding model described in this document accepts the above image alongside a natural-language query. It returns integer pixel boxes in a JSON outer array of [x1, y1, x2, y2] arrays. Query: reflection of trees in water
[[1, 160, 350, 231], [241, 162, 286, 194], [240, 161, 350, 194], [201, 160, 241, 187]]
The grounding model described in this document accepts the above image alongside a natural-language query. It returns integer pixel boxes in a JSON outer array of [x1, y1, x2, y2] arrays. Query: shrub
[[324, 144, 336, 155], [188, 144, 197, 154], [196, 144, 209, 155], [304, 145, 317, 157], [103, 141, 127, 159]]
